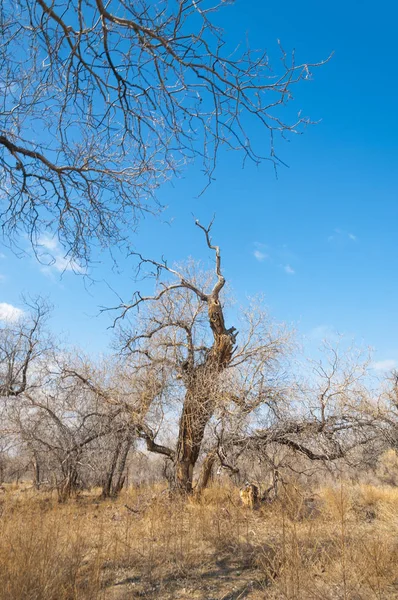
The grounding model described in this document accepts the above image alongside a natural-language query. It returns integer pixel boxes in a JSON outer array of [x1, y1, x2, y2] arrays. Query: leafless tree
[[0, 252, 383, 499], [98, 220, 291, 493], [368, 369, 398, 455], [0, 297, 52, 397], [12, 361, 129, 500], [99, 426, 135, 498], [213, 339, 379, 488], [55, 353, 168, 496], [0, 0, 328, 264], [89, 225, 377, 495], [0, 334, 135, 498]]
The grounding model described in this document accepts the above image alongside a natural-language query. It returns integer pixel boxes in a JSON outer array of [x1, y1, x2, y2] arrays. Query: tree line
[[1, 224, 396, 500]]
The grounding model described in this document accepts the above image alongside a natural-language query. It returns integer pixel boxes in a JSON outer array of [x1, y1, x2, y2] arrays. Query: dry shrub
[[192, 479, 240, 507], [260, 482, 398, 600], [377, 449, 398, 486], [0, 499, 102, 600]]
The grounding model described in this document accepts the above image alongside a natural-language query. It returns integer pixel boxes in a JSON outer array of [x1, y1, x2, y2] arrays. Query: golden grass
[[1, 480, 398, 599]]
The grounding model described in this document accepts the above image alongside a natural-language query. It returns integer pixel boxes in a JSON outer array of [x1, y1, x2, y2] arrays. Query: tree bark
[[111, 433, 132, 496], [174, 298, 235, 493], [57, 463, 80, 503], [175, 387, 214, 493], [195, 450, 217, 495], [32, 453, 41, 490], [101, 430, 132, 498]]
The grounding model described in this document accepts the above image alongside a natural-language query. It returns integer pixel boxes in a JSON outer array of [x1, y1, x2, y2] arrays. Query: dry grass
[[1, 480, 398, 599]]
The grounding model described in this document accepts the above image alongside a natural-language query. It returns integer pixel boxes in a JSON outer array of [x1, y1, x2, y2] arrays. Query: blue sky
[[1, 0, 398, 371]]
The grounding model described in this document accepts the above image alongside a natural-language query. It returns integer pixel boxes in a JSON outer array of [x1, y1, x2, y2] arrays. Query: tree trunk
[[57, 454, 81, 503], [101, 439, 122, 499], [175, 389, 213, 493], [195, 450, 217, 495], [174, 298, 235, 493], [57, 465, 79, 503], [111, 433, 132, 496], [32, 453, 41, 490], [101, 431, 132, 499]]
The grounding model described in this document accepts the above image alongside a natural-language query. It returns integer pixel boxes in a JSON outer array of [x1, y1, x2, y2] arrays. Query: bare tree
[[213, 338, 379, 487], [0, 297, 51, 397], [101, 221, 291, 493], [0, 0, 328, 263], [0, 298, 53, 487], [13, 362, 128, 501], [369, 369, 398, 455]]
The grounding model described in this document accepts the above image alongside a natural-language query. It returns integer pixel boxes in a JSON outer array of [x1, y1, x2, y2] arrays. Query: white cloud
[[253, 242, 297, 274], [253, 250, 269, 262], [48, 255, 85, 274], [38, 236, 85, 274], [0, 302, 24, 322], [284, 264, 295, 275], [328, 228, 358, 244], [372, 359, 397, 372], [39, 234, 58, 252]]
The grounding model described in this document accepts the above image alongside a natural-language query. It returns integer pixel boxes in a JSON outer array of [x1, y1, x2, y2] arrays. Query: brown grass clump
[[1, 481, 398, 599]]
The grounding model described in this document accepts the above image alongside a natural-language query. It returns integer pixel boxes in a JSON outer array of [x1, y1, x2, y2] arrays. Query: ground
[[1, 481, 398, 599]]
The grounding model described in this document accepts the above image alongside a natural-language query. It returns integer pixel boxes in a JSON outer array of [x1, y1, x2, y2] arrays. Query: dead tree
[[9, 357, 129, 501], [110, 220, 289, 493], [119, 221, 238, 492]]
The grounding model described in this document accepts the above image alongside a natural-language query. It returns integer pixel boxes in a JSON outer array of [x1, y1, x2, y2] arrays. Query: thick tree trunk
[[174, 298, 236, 493], [175, 388, 214, 493], [57, 464, 80, 503]]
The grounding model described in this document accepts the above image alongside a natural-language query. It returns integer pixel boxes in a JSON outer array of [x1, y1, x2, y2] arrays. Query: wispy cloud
[[328, 228, 358, 244], [253, 249, 269, 262], [284, 264, 295, 275], [0, 302, 24, 322], [253, 242, 298, 274], [39, 235, 58, 252], [38, 235, 85, 274], [372, 359, 396, 372]]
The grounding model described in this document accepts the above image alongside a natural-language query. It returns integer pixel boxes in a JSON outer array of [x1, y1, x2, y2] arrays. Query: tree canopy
[[0, 0, 326, 264]]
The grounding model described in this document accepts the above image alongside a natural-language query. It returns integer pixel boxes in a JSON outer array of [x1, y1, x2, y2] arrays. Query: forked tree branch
[[0, 0, 330, 262]]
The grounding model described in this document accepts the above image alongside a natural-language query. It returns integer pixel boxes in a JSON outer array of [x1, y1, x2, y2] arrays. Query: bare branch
[[0, 0, 329, 263]]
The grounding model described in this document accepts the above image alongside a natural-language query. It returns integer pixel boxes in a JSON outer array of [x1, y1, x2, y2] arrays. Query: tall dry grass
[[1, 480, 398, 599]]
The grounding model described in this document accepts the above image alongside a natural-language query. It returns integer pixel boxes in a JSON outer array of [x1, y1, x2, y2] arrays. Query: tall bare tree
[[106, 221, 290, 492], [0, 0, 327, 263]]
